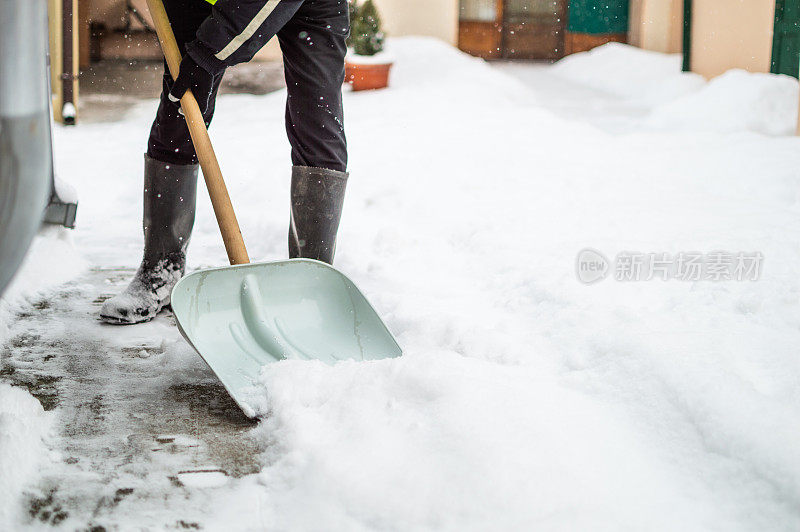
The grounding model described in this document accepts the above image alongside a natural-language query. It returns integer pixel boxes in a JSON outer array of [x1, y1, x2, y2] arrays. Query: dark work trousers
[[147, 0, 348, 173]]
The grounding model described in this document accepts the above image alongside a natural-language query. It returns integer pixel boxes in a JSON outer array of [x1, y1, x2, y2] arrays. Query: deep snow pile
[[550, 42, 705, 104], [551, 43, 800, 136], [0, 385, 53, 526], [647, 69, 800, 135], [22, 36, 800, 529]]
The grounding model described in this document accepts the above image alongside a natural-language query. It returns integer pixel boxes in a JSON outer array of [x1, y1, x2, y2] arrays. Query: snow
[[548, 40, 800, 136], [0, 226, 87, 346], [518, 42, 800, 136], [647, 69, 800, 136], [99, 257, 183, 323], [2, 37, 800, 529], [345, 49, 394, 65], [247, 354, 737, 530], [0, 384, 53, 527], [176, 470, 230, 488], [53, 176, 78, 205], [0, 227, 86, 528], [550, 42, 706, 104]]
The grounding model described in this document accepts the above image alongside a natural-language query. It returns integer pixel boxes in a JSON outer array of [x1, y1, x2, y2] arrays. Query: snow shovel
[[146, 0, 402, 417]]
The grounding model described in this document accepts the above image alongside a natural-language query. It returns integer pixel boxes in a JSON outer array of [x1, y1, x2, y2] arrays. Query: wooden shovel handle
[[146, 0, 250, 265]]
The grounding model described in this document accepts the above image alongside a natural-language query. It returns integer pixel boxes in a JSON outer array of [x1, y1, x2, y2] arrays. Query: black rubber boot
[[288, 166, 349, 264], [101, 154, 198, 324]]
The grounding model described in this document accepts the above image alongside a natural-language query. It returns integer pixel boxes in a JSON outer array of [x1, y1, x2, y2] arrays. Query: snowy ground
[[2, 38, 800, 530]]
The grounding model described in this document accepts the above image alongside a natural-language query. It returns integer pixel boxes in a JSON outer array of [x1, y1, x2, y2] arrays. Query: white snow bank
[[551, 42, 704, 104], [0, 226, 87, 346], [51, 36, 800, 529], [246, 351, 755, 531], [647, 69, 800, 136], [386, 36, 531, 99], [0, 228, 83, 525], [0, 384, 53, 528], [551, 44, 799, 135]]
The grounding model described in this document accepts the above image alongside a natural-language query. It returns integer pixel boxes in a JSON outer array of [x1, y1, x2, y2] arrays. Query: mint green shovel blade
[[170, 259, 402, 417]]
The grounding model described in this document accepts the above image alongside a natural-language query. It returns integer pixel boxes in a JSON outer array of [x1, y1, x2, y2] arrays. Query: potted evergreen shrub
[[345, 0, 393, 91]]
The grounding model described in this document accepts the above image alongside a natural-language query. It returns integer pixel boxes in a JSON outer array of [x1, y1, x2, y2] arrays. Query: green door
[[567, 0, 629, 34], [772, 0, 800, 78]]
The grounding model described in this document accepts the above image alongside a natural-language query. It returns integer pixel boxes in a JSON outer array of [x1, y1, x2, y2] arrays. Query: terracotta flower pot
[[344, 61, 393, 91]]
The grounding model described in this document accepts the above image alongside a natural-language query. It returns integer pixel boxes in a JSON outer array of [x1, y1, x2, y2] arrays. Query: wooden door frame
[[770, 0, 799, 77]]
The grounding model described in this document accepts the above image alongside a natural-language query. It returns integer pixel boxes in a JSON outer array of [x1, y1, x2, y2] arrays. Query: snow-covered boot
[[288, 166, 348, 264], [100, 154, 198, 324]]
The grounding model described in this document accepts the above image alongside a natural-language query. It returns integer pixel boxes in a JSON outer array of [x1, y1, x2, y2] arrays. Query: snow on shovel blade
[[170, 258, 402, 417]]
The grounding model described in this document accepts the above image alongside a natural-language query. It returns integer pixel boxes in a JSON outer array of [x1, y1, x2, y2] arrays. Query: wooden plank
[[501, 0, 568, 60], [503, 22, 565, 59], [48, 0, 79, 124], [48, 0, 63, 122], [458, 21, 503, 58], [458, 0, 503, 58]]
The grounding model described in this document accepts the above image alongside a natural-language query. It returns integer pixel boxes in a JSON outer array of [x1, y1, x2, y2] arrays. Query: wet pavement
[[1, 269, 264, 529]]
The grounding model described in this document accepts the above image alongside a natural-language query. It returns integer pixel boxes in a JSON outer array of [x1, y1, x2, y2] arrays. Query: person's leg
[[278, 0, 349, 264], [101, 0, 213, 324], [278, 0, 348, 172], [148, 0, 220, 165], [100, 154, 198, 323]]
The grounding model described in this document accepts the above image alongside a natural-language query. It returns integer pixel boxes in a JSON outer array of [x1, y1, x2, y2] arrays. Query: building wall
[[628, 0, 683, 54], [690, 0, 775, 78], [667, 0, 683, 53], [372, 0, 459, 45], [258, 0, 460, 60], [84, 0, 458, 62]]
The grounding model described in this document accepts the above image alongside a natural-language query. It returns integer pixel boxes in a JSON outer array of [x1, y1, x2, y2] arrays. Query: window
[[460, 0, 498, 22]]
